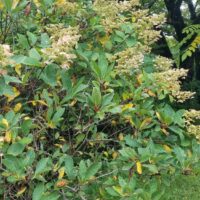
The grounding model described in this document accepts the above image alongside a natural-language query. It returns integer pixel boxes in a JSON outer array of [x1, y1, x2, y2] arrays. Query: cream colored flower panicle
[[184, 110, 200, 140], [154, 56, 174, 71], [0, 44, 13, 70], [42, 24, 81, 69], [93, 0, 121, 32], [93, 0, 140, 32], [54, 0, 79, 14], [133, 10, 165, 45], [154, 69, 195, 102], [114, 44, 150, 74]]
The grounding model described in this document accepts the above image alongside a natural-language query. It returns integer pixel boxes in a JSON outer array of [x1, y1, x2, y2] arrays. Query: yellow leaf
[[112, 152, 118, 159], [56, 179, 68, 188], [111, 120, 117, 126], [33, 0, 41, 7], [12, 0, 20, 9], [48, 121, 55, 129], [136, 74, 143, 85], [24, 116, 30, 120], [2, 118, 9, 128], [118, 133, 124, 141], [69, 99, 77, 107], [14, 103, 22, 112], [103, 151, 109, 157], [136, 161, 142, 175], [147, 90, 156, 97], [5, 131, 12, 143], [0, 137, 4, 142], [112, 186, 123, 195], [54, 144, 63, 148], [98, 35, 110, 45], [132, 16, 136, 23], [0, 2, 4, 9], [140, 118, 152, 129], [163, 145, 172, 153], [161, 128, 169, 136], [156, 112, 162, 122], [58, 167, 65, 179], [5, 87, 20, 102], [122, 103, 133, 111], [16, 187, 27, 196], [37, 100, 48, 106], [15, 64, 22, 76]]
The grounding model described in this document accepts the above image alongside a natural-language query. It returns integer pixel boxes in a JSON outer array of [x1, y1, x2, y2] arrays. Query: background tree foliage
[[0, 0, 200, 200]]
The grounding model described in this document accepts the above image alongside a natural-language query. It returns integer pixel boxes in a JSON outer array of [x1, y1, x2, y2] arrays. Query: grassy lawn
[[163, 175, 200, 200]]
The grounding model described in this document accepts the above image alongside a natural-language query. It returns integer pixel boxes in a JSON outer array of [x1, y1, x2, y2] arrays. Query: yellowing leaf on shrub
[[122, 103, 133, 111], [56, 179, 68, 188], [98, 35, 110, 45], [5, 131, 12, 143], [137, 74, 143, 85], [1, 118, 9, 128], [14, 103, 22, 112], [0, 2, 4, 9], [118, 133, 124, 141], [140, 118, 152, 129], [69, 99, 77, 107], [103, 151, 109, 157], [58, 167, 65, 179], [147, 90, 156, 97], [156, 112, 162, 122], [112, 151, 118, 159], [132, 16, 136, 23], [5, 87, 20, 102], [12, 0, 20, 9], [16, 186, 27, 196], [28, 100, 48, 107], [15, 64, 22, 76], [33, 0, 41, 7], [161, 128, 169, 136], [163, 145, 172, 153], [136, 161, 142, 175], [0, 137, 4, 142], [48, 121, 56, 129], [113, 186, 123, 195]]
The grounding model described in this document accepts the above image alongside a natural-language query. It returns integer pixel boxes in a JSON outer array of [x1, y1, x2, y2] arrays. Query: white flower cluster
[[42, 24, 81, 69]]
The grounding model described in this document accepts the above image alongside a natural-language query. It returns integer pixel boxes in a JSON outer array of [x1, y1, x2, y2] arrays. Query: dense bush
[[0, 0, 200, 199]]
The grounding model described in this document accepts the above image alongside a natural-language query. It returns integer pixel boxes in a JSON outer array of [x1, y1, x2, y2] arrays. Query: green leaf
[[41, 64, 57, 86], [61, 70, 72, 91], [17, 34, 30, 49], [85, 162, 102, 180], [23, 150, 35, 166], [41, 33, 50, 48], [32, 183, 45, 200], [3, 75, 22, 84], [7, 143, 25, 156], [3, 155, 22, 172], [29, 48, 41, 61], [27, 32, 37, 46], [42, 192, 60, 200], [12, 55, 41, 67], [3, 0, 12, 11], [92, 86, 102, 106], [98, 53, 108, 79], [64, 155, 75, 180], [34, 158, 49, 176], [52, 107, 65, 123], [79, 160, 87, 181]]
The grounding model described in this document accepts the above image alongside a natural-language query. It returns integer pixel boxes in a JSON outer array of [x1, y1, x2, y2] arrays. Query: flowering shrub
[[0, 0, 200, 199]]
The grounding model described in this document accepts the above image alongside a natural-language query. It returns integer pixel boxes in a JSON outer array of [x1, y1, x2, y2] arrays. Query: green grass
[[163, 175, 200, 200]]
